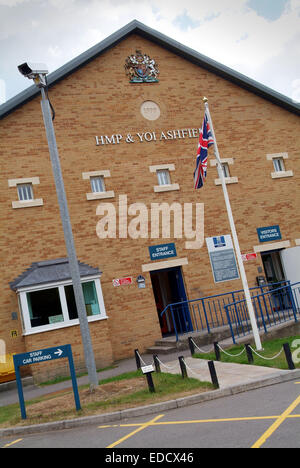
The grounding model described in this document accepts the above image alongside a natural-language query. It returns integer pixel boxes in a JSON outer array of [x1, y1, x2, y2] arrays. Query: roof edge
[[9, 258, 102, 291]]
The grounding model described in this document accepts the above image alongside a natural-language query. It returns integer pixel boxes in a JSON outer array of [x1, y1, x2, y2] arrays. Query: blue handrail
[[160, 281, 290, 341], [224, 281, 300, 343]]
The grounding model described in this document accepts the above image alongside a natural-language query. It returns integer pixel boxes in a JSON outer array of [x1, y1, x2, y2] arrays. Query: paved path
[[160, 356, 287, 388]]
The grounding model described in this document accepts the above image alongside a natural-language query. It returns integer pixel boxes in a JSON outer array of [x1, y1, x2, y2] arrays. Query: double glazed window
[[20, 279, 106, 333]]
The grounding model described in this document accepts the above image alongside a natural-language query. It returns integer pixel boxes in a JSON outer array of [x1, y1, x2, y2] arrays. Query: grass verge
[[193, 336, 300, 369], [0, 370, 213, 428]]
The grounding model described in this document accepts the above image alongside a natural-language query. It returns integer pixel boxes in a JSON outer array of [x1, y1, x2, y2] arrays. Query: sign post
[[13, 344, 81, 419]]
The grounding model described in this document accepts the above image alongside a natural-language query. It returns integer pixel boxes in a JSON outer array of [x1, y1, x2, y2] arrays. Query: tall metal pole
[[40, 87, 99, 389], [204, 97, 262, 351]]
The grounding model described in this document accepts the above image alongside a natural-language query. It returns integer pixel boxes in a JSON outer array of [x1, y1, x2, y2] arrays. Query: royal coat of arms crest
[[124, 50, 159, 83]]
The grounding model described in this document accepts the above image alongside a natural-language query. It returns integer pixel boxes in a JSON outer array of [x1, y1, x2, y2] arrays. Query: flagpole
[[203, 97, 262, 351]]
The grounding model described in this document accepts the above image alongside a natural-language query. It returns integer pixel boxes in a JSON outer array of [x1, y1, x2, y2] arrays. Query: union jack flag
[[193, 112, 214, 189]]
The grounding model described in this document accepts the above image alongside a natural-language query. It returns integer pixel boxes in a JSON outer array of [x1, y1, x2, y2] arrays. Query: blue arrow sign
[[13, 344, 81, 419], [13, 345, 69, 367]]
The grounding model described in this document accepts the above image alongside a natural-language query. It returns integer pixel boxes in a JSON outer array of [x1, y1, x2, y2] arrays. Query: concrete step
[[146, 319, 299, 356], [146, 345, 177, 355]]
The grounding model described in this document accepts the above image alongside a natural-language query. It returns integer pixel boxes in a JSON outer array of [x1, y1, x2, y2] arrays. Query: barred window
[[17, 183, 34, 201], [273, 157, 285, 172], [157, 169, 171, 186], [221, 163, 230, 178], [90, 176, 105, 193]]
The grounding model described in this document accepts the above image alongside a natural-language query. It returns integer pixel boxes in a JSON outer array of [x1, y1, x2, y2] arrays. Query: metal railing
[[160, 281, 290, 341], [224, 282, 300, 344]]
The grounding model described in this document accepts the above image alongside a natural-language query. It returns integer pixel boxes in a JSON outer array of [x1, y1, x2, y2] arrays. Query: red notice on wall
[[112, 277, 133, 287], [242, 253, 257, 262]]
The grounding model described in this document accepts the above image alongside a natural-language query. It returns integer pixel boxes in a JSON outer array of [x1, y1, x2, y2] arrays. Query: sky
[[0, 0, 300, 105]]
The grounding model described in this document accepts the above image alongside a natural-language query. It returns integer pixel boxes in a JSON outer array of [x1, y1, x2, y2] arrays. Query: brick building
[[0, 20, 299, 382]]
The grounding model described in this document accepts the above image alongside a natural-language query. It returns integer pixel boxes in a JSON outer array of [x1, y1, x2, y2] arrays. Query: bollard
[[214, 342, 221, 361], [283, 343, 295, 370], [188, 337, 195, 356], [208, 361, 219, 389], [245, 344, 254, 364], [179, 356, 187, 378], [134, 349, 141, 370], [153, 354, 161, 373], [146, 372, 156, 393]]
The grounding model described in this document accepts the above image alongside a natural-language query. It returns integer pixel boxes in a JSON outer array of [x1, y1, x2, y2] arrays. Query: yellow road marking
[[106, 414, 164, 448], [252, 394, 300, 449], [2, 439, 23, 448], [99, 414, 300, 431], [98, 424, 119, 428]]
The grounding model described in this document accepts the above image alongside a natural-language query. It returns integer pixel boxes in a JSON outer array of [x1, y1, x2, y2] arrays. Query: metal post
[[283, 343, 295, 370], [188, 337, 195, 356], [40, 88, 98, 390], [245, 343, 254, 364], [208, 361, 219, 389], [179, 356, 187, 378], [204, 98, 262, 351], [67, 344, 81, 411], [214, 342, 221, 361], [146, 372, 156, 393]]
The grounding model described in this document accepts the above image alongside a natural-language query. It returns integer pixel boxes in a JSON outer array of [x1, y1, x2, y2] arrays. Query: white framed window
[[17, 183, 34, 201], [82, 170, 114, 200], [221, 163, 230, 178], [18, 277, 107, 335], [149, 163, 180, 193], [210, 158, 238, 185], [267, 152, 293, 179], [8, 177, 43, 209], [157, 169, 171, 186], [273, 157, 285, 172], [90, 176, 105, 193]]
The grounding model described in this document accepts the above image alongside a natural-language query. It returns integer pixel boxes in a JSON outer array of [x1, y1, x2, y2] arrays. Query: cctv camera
[[18, 62, 48, 78]]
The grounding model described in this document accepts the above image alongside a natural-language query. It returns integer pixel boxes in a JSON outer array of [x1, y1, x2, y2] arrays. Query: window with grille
[[273, 157, 285, 172], [90, 176, 105, 193], [221, 163, 230, 178], [17, 183, 34, 201], [157, 169, 171, 186]]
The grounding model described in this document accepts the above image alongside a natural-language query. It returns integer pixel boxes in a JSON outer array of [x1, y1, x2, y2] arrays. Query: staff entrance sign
[[13, 344, 81, 419]]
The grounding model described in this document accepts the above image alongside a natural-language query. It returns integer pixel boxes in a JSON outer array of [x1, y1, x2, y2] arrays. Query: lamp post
[[18, 63, 98, 390]]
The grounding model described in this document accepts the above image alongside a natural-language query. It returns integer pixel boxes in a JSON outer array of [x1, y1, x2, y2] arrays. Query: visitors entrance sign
[[13, 344, 81, 419]]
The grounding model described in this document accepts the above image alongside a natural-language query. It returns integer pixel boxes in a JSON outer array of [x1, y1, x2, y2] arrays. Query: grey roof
[[10, 258, 102, 291], [0, 20, 299, 119]]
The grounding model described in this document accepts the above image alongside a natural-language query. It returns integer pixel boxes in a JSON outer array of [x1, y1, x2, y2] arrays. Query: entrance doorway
[[150, 266, 190, 336], [261, 250, 285, 284]]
